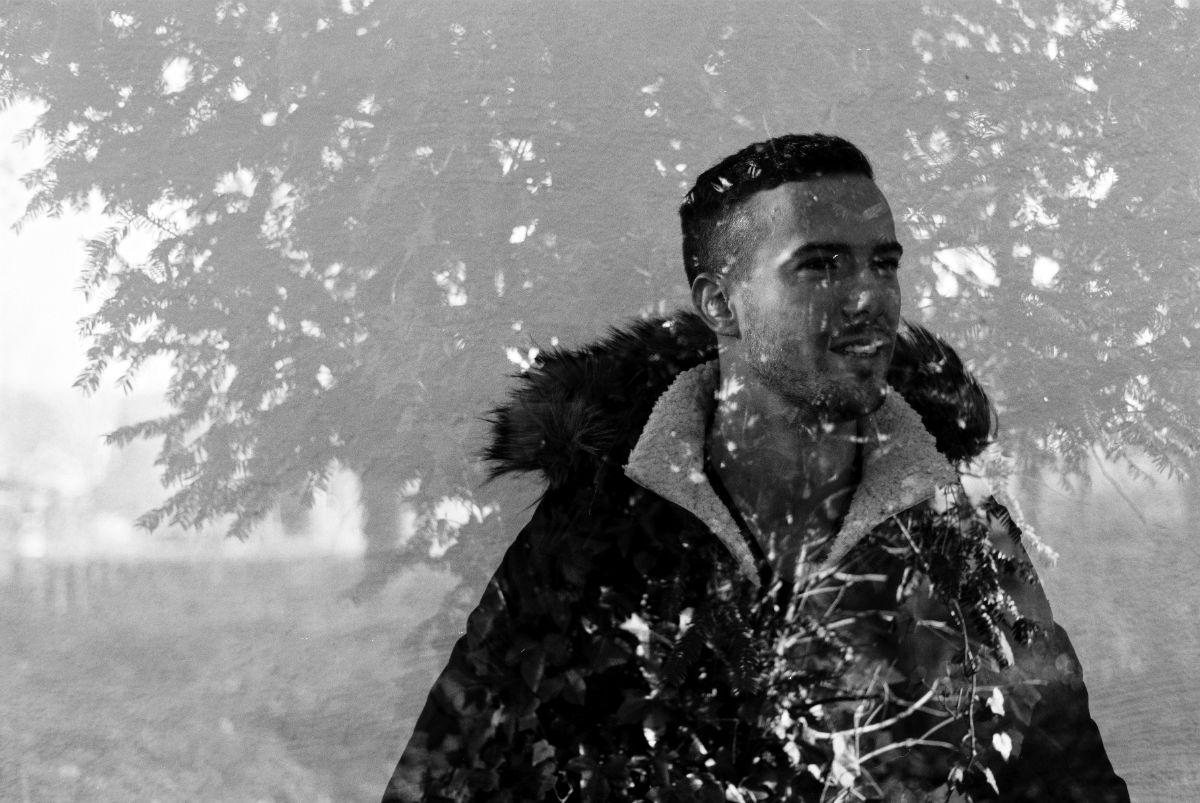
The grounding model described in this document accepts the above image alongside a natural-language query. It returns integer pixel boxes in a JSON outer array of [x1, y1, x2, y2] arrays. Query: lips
[[834, 341, 886, 356], [829, 331, 892, 357]]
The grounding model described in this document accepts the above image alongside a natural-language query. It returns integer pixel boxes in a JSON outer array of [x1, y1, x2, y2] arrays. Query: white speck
[[316, 365, 333, 389], [640, 77, 663, 95], [1031, 255, 1060, 288], [987, 687, 1006, 716], [434, 260, 468, 306], [161, 56, 191, 94], [490, 137, 536, 176], [228, 79, 250, 102], [620, 613, 650, 649], [509, 220, 537, 244], [716, 375, 743, 401], [993, 732, 1013, 761], [677, 607, 694, 633], [260, 111, 278, 126], [214, 167, 258, 197], [1074, 75, 1098, 93], [506, 346, 540, 370]]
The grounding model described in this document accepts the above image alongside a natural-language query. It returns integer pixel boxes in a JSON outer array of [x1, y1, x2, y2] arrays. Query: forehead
[[741, 175, 895, 237]]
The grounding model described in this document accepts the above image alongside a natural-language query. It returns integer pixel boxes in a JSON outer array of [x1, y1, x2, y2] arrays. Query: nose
[[843, 287, 873, 320], [841, 263, 887, 323]]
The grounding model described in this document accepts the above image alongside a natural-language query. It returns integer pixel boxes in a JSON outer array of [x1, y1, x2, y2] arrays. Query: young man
[[383, 134, 1128, 801]]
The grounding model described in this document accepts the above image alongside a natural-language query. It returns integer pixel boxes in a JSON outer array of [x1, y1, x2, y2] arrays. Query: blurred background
[[1, 1, 1197, 800]]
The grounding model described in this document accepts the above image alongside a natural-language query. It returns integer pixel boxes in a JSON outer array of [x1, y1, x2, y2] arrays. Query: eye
[[874, 257, 901, 272], [797, 254, 841, 272]]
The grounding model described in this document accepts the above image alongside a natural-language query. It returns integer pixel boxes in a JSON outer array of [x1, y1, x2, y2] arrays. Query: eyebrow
[[787, 240, 904, 259]]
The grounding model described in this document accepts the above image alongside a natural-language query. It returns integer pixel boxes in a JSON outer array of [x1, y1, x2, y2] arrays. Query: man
[[383, 134, 1128, 801]]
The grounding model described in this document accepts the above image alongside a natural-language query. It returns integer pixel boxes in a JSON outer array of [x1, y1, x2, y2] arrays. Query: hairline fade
[[679, 133, 875, 288]]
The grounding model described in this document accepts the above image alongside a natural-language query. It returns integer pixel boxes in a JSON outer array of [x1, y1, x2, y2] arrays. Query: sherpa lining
[[623, 360, 959, 584]]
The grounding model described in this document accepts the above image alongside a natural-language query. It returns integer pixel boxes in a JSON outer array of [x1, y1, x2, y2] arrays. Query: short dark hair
[[679, 133, 875, 287]]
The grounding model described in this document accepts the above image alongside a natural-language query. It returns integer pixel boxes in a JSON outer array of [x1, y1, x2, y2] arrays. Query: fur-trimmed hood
[[485, 309, 994, 491]]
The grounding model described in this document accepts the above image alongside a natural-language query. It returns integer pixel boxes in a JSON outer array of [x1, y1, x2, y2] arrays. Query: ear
[[691, 272, 740, 338]]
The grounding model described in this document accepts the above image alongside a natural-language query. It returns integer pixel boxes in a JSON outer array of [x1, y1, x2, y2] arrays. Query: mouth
[[829, 337, 890, 358]]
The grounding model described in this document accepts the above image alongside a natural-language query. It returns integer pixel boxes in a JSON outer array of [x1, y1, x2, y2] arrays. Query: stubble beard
[[744, 334, 890, 424]]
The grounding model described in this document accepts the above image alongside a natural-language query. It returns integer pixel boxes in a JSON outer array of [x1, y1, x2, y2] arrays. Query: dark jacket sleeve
[[986, 523, 1130, 802], [996, 622, 1129, 802], [381, 488, 648, 802]]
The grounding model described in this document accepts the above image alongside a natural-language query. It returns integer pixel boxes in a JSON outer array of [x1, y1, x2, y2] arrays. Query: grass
[[3, 471, 1198, 802], [0, 558, 459, 803]]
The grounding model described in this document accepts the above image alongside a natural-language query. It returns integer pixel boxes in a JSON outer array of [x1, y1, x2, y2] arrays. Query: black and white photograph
[[1, 2, 1195, 800]]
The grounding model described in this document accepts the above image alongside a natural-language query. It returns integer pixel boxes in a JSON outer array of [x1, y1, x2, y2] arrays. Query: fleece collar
[[623, 361, 958, 587]]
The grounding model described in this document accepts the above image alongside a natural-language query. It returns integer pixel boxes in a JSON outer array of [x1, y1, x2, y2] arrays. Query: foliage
[[897, 1, 1200, 487], [642, 487, 1044, 801], [393, 460, 1088, 800], [1, 0, 1197, 585]]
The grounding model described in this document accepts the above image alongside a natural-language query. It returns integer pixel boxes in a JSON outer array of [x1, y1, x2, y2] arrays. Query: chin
[[826, 382, 890, 420]]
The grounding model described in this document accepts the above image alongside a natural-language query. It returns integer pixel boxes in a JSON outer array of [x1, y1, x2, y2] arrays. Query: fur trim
[[623, 360, 959, 581], [484, 311, 993, 487], [888, 321, 995, 463], [483, 314, 715, 489], [621, 362, 761, 584], [821, 391, 959, 565]]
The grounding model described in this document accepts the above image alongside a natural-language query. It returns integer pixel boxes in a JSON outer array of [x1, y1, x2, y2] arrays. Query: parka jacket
[[383, 312, 1128, 802]]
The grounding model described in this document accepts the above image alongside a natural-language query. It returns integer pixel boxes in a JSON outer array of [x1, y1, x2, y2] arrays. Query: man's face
[[726, 174, 902, 420]]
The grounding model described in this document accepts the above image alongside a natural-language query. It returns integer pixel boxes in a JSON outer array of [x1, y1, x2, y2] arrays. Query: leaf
[[520, 647, 546, 691], [561, 668, 586, 705], [992, 731, 1013, 762], [986, 686, 1005, 716], [984, 766, 999, 795], [530, 739, 555, 765]]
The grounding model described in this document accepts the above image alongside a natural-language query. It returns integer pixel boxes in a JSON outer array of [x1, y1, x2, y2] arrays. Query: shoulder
[[888, 321, 996, 464], [483, 312, 716, 490]]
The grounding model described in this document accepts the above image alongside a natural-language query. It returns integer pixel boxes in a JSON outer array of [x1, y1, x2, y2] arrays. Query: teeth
[[839, 343, 880, 355]]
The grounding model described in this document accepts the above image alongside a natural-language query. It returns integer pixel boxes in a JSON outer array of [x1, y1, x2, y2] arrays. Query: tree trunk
[[352, 466, 420, 599]]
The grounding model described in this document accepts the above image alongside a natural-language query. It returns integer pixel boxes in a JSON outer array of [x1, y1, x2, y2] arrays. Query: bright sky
[[0, 101, 170, 399], [0, 101, 364, 556], [0, 101, 171, 503]]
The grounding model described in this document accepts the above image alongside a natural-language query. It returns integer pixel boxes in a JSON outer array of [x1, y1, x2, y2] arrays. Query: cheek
[[884, 277, 902, 310]]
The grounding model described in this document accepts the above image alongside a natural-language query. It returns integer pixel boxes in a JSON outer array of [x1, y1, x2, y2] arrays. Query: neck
[[707, 360, 863, 573]]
